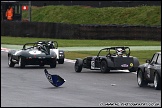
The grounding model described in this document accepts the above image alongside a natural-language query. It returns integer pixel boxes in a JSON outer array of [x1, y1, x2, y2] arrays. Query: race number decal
[[29, 50, 41, 54], [91, 61, 95, 69]]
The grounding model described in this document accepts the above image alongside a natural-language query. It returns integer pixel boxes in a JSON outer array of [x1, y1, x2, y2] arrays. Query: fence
[[18, 1, 161, 7], [1, 21, 161, 41]]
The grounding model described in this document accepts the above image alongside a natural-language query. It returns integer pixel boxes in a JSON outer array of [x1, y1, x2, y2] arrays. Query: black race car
[[8, 42, 57, 68], [137, 52, 161, 90], [37, 40, 65, 64], [75, 46, 140, 73]]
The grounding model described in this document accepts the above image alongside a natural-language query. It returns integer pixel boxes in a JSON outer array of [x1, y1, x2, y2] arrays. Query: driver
[[48, 41, 55, 49], [116, 48, 124, 57], [37, 44, 42, 51]]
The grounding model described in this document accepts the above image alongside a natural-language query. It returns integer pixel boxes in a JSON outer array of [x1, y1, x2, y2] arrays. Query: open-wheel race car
[[75, 46, 140, 73], [36, 40, 65, 64], [137, 52, 161, 90], [8, 42, 57, 68]]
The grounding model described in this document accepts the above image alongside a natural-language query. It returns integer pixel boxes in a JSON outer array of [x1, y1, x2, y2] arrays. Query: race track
[[1, 51, 161, 107]]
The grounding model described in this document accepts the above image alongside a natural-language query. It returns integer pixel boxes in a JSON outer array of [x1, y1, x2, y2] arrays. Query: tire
[[50, 58, 56, 68], [58, 58, 64, 64], [18, 57, 25, 68], [129, 67, 137, 72], [8, 55, 15, 67], [154, 72, 161, 90], [100, 60, 110, 73], [39, 64, 44, 67], [75, 59, 83, 72], [137, 69, 148, 87]]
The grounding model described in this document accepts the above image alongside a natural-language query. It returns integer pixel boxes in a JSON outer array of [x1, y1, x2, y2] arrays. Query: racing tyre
[[75, 59, 83, 72], [39, 64, 44, 67], [137, 69, 148, 87], [58, 59, 64, 64], [154, 72, 161, 90], [8, 55, 15, 67], [50, 58, 56, 68], [129, 67, 137, 72], [100, 60, 110, 73], [18, 57, 25, 68]]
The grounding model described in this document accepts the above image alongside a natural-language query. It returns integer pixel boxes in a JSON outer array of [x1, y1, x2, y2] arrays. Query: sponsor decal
[[130, 63, 133, 67], [121, 64, 128, 67]]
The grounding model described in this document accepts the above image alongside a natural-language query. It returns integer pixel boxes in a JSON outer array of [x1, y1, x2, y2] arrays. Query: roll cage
[[22, 42, 50, 55], [37, 40, 58, 49], [97, 46, 130, 57]]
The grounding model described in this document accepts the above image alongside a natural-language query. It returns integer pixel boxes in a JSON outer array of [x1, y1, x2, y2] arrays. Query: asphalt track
[[1, 46, 161, 107]]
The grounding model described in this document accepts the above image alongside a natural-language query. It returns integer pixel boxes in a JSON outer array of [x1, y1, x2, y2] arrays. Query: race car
[[75, 46, 140, 73], [36, 40, 65, 64], [8, 42, 57, 68], [137, 52, 161, 90]]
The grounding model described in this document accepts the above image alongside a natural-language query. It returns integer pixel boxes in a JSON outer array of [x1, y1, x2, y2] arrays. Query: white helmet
[[116, 48, 123, 56]]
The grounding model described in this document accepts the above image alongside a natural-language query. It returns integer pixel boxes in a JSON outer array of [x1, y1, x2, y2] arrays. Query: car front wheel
[[154, 72, 161, 90], [8, 55, 15, 67], [75, 59, 83, 72], [18, 57, 25, 68], [100, 60, 110, 73], [137, 69, 148, 87]]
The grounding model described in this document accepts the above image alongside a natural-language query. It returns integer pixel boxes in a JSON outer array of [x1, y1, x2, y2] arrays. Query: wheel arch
[[137, 66, 145, 78], [76, 58, 83, 66], [133, 57, 140, 67]]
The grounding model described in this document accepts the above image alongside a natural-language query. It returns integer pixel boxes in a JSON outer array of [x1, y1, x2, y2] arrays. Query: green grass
[[22, 5, 161, 26], [1, 36, 161, 46]]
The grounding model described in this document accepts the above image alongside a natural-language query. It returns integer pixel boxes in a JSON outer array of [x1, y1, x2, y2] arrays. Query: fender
[[76, 58, 83, 66], [155, 68, 161, 78], [133, 57, 140, 68], [59, 50, 65, 59], [8, 50, 17, 56]]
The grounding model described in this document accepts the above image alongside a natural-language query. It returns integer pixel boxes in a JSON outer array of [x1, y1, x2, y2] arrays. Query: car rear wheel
[[129, 67, 137, 72], [100, 60, 110, 73], [137, 69, 148, 87], [58, 58, 64, 64], [50, 58, 56, 68], [18, 57, 25, 68], [39, 64, 44, 67], [75, 59, 83, 72], [154, 72, 161, 90], [8, 55, 15, 67]]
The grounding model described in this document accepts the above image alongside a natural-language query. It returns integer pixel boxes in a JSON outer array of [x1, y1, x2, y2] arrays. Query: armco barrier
[[1, 21, 161, 41]]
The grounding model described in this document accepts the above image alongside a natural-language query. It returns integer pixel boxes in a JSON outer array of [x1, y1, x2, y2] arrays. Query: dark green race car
[[8, 42, 57, 68]]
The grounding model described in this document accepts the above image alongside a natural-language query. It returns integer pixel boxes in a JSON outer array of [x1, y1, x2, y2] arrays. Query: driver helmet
[[37, 42, 43, 50], [116, 48, 123, 56], [48, 41, 54, 48], [37, 45, 42, 50]]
